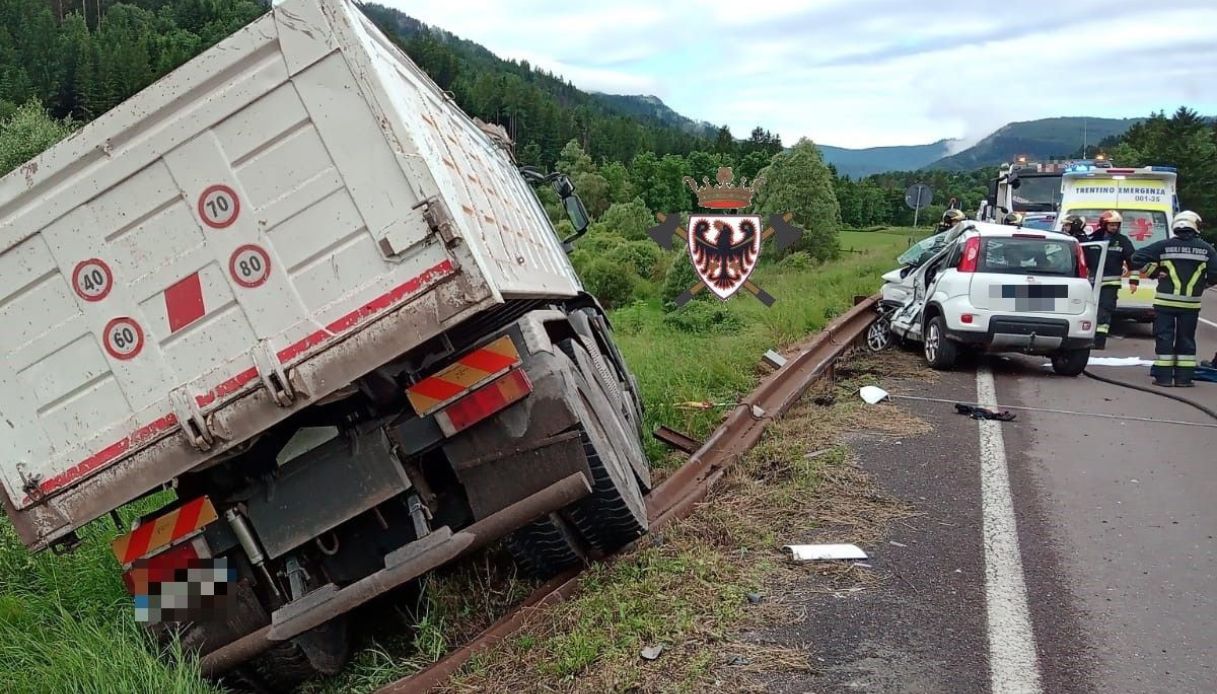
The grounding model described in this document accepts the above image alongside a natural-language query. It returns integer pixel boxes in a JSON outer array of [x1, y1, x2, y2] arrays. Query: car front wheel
[[923, 315, 958, 370]]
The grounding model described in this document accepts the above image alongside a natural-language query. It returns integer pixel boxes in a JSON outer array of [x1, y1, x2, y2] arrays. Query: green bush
[[581, 258, 636, 309], [607, 300, 653, 336], [779, 251, 813, 271], [661, 300, 745, 335], [660, 254, 709, 309], [0, 101, 75, 176], [607, 240, 663, 279]]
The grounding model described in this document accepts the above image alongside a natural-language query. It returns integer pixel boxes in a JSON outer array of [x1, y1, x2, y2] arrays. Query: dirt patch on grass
[[428, 348, 929, 693]]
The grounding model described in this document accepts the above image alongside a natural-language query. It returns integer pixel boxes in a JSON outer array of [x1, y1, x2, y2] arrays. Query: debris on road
[[889, 540, 908, 548], [1040, 356, 1153, 368], [954, 403, 1016, 421], [783, 544, 869, 561], [640, 645, 665, 661], [859, 385, 890, 404], [763, 349, 788, 369], [747, 592, 763, 604]]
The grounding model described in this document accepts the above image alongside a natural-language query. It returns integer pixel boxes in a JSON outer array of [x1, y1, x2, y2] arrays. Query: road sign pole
[[913, 187, 923, 227]]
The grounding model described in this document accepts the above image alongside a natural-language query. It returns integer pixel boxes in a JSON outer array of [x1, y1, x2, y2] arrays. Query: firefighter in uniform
[[1085, 210, 1139, 349], [1131, 211, 1217, 387], [938, 208, 966, 232]]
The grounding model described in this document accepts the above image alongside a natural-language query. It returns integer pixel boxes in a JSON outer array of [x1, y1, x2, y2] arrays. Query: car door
[[890, 234, 963, 339]]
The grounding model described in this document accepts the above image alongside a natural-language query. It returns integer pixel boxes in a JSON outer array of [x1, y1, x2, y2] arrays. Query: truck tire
[[503, 340, 647, 576], [561, 335, 651, 492], [505, 513, 587, 579], [557, 339, 649, 553], [573, 309, 646, 444]]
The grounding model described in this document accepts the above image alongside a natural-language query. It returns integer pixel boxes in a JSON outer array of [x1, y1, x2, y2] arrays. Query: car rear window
[[979, 236, 1077, 276]]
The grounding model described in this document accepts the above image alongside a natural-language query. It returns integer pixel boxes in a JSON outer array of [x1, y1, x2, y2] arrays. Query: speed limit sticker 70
[[229, 244, 271, 288], [72, 259, 113, 302], [198, 184, 241, 229], [103, 317, 145, 360]]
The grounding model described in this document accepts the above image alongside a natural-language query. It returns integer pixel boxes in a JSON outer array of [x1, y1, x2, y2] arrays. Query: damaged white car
[[869, 221, 1103, 376]]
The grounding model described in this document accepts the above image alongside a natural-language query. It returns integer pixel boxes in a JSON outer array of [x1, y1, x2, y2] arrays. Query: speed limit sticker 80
[[103, 317, 145, 360], [198, 184, 241, 229], [229, 244, 272, 288]]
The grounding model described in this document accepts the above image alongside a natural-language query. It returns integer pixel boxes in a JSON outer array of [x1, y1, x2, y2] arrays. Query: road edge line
[[977, 365, 1043, 693]]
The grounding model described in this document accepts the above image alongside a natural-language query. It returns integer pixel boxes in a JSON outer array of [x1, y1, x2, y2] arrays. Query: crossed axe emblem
[[648, 212, 805, 306]]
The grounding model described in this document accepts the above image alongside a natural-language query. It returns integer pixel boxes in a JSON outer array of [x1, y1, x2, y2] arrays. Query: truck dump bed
[[0, 0, 580, 549]]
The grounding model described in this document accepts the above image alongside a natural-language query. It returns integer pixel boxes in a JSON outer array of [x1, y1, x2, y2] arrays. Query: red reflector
[[961, 313, 974, 324], [435, 369, 532, 436], [122, 541, 200, 595], [1082, 321, 1092, 331]]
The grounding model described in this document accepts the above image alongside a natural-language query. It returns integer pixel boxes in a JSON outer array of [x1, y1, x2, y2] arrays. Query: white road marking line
[[976, 366, 1043, 694], [1200, 316, 1217, 330]]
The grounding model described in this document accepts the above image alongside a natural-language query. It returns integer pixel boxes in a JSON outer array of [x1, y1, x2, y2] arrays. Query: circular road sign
[[904, 183, 934, 210]]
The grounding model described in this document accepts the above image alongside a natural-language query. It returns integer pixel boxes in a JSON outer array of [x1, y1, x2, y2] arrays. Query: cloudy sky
[[382, 0, 1217, 150]]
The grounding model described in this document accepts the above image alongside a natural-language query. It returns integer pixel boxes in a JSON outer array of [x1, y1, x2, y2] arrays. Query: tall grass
[[615, 240, 906, 464], [0, 494, 220, 694]]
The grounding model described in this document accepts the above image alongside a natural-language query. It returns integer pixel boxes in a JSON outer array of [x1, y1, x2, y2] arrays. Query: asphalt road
[[778, 293, 1217, 694]]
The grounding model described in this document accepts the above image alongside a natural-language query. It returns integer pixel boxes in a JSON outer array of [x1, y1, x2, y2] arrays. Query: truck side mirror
[[560, 194, 590, 253]]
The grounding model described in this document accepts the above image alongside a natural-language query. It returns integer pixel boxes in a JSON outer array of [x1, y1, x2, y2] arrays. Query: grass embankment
[[0, 229, 915, 693]]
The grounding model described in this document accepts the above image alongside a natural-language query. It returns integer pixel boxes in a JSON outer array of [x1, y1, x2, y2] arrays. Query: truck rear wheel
[[504, 340, 648, 576], [558, 339, 649, 554]]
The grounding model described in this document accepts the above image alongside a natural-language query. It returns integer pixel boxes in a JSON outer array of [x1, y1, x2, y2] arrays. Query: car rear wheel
[[923, 316, 957, 370], [1051, 348, 1090, 376]]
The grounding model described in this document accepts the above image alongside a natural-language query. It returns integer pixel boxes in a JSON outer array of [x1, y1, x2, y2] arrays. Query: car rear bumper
[[945, 316, 1093, 352]]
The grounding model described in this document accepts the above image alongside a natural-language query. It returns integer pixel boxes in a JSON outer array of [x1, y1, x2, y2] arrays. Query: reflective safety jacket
[[1083, 230, 1138, 286], [1131, 234, 1217, 310]]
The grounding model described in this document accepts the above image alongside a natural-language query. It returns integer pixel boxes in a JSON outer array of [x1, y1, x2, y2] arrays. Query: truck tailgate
[[0, 0, 578, 547]]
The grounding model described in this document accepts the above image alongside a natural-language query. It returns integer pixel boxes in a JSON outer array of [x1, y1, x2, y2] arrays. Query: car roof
[[957, 220, 1075, 239]]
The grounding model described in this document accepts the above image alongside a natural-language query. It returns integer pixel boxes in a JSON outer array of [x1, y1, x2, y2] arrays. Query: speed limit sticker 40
[[72, 259, 113, 302], [103, 317, 145, 360], [198, 184, 240, 229], [229, 244, 271, 288]]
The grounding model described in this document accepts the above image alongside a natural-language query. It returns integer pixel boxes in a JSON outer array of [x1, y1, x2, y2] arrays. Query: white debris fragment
[[889, 540, 908, 548], [1041, 356, 1153, 369], [859, 386, 889, 404], [782, 543, 869, 561], [763, 350, 787, 369], [640, 645, 665, 661]]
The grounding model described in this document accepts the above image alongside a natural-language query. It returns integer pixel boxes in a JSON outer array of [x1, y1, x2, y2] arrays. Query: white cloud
[[377, 0, 1217, 148]]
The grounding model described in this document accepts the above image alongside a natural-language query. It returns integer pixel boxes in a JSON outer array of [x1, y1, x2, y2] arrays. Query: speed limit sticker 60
[[72, 259, 113, 302], [229, 244, 271, 288], [103, 317, 145, 360], [198, 184, 240, 229]]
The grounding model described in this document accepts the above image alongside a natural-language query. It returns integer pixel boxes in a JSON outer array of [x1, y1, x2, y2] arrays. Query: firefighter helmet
[[1062, 214, 1086, 235], [1172, 210, 1202, 236], [1097, 210, 1122, 229], [939, 208, 966, 230], [1002, 211, 1024, 226]]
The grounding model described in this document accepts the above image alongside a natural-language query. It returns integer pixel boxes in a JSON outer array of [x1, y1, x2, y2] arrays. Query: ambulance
[[1053, 163, 1180, 321]]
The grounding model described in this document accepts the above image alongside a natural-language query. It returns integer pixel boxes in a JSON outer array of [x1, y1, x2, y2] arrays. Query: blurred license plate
[[989, 284, 1068, 312]]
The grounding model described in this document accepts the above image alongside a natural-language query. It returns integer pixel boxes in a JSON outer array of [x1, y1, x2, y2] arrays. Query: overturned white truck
[[0, 0, 649, 687]]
